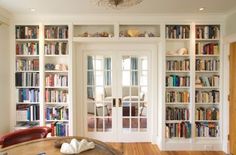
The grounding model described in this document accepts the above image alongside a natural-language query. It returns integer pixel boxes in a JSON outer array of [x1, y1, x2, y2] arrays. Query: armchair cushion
[[0, 126, 51, 148]]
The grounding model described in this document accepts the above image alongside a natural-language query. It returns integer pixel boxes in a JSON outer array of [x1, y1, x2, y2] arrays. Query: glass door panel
[[86, 56, 113, 133], [121, 56, 148, 133]]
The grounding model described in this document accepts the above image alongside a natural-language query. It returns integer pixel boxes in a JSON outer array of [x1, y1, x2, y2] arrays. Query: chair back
[[0, 126, 51, 148]]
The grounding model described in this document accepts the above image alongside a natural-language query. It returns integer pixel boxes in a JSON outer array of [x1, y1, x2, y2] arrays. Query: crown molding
[[12, 13, 226, 24]]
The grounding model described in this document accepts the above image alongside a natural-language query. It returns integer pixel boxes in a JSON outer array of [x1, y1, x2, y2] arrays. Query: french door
[[84, 50, 151, 142]]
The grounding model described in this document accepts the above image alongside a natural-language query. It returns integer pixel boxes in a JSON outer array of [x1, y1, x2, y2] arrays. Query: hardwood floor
[[108, 143, 226, 155]]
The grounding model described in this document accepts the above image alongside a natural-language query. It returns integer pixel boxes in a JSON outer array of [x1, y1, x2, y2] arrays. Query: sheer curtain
[[131, 57, 138, 85], [87, 56, 94, 99], [104, 58, 111, 86]]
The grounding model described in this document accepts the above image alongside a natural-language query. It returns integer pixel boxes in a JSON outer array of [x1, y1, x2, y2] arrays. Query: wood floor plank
[[108, 143, 226, 155]]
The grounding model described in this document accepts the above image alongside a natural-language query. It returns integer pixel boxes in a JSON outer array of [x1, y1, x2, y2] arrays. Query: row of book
[[195, 25, 220, 39], [45, 26, 68, 39], [45, 106, 69, 120], [16, 59, 39, 71], [45, 89, 68, 103], [16, 104, 40, 121], [166, 107, 189, 120], [45, 74, 68, 87], [166, 59, 190, 71], [15, 72, 39, 87], [195, 42, 219, 55], [49, 122, 69, 136], [166, 91, 189, 103], [165, 122, 191, 138], [195, 107, 219, 120], [195, 90, 220, 103], [16, 42, 39, 55], [44, 42, 68, 55], [166, 75, 190, 87], [166, 25, 190, 39], [16, 88, 39, 102], [195, 122, 219, 137], [195, 75, 220, 87], [16, 26, 39, 39], [195, 59, 220, 71]]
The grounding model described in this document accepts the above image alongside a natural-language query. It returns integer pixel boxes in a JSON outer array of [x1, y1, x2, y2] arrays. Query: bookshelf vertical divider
[[39, 24, 45, 126]]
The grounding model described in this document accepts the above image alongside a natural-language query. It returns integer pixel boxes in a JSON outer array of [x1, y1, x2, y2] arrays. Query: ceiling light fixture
[[199, 7, 204, 11], [30, 8, 36, 12], [91, 0, 143, 9]]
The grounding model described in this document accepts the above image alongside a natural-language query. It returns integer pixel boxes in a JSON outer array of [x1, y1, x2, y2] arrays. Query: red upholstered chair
[[0, 126, 51, 148]]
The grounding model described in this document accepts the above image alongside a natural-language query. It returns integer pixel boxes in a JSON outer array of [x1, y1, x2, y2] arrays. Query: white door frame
[[76, 43, 158, 143]]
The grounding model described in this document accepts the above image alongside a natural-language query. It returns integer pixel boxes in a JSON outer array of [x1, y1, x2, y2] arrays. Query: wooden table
[[0, 136, 122, 155]]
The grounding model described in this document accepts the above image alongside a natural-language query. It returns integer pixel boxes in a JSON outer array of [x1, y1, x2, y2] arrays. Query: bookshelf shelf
[[44, 39, 69, 41], [166, 102, 190, 105], [195, 103, 219, 105], [166, 70, 189, 73], [166, 120, 190, 123], [15, 39, 39, 42], [166, 55, 189, 57], [45, 70, 68, 73], [195, 120, 219, 122], [195, 55, 220, 57], [166, 87, 190, 89], [15, 71, 39, 73], [16, 55, 39, 57], [44, 55, 68, 57]]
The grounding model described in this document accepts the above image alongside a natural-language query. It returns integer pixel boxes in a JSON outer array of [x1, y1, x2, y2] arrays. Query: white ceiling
[[0, 0, 236, 15]]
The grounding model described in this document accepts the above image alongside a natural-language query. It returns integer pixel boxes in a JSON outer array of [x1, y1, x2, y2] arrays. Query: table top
[[0, 136, 122, 155]]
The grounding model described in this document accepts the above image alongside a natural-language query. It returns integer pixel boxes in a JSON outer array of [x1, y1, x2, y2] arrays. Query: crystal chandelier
[[92, 0, 143, 9]]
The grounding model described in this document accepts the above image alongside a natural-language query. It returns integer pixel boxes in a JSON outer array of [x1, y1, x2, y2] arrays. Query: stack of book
[[50, 122, 69, 136], [166, 75, 190, 87], [166, 107, 189, 120], [16, 88, 39, 102], [195, 90, 220, 103], [196, 59, 220, 71], [16, 26, 39, 39], [15, 72, 39, 87], [46, 106, 69, 120], [45, 26, 68, 39], [16, 42, 39, 55], [195, 122, 219, 137], [166, 25, 190, 39], [166, 59, 190, 71], [196, 25, 220, 39], [165, 122, 191, 138], [166, 91, 189, 103], [195, 107, 219, 120], [195, 42, 219, 55], [45, 89, 68, 103], [45, 74, 68, 87], [16, 104, 40, 121], [195, 75, 220, 87], [44, 42, 68, 55], [16, 59, 39, 71]]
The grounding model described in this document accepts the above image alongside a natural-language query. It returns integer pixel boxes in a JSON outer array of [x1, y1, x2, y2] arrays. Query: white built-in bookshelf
[[165, 25, 192, 140], [14, 24, 71, 136], [15, 25, 40, 130], [195, 25, 221, 139], [44, 25, 70, 136], [164, 24, 222, 147]]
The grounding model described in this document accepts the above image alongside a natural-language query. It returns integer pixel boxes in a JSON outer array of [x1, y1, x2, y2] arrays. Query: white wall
[[226, 11, 236, 35], [0, 23, 10, 135]]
